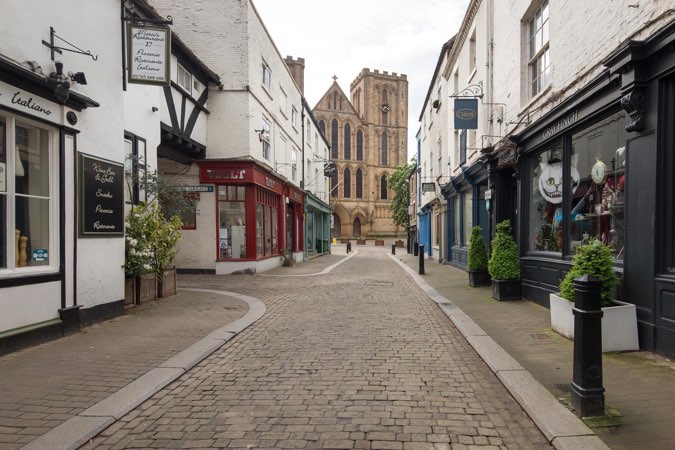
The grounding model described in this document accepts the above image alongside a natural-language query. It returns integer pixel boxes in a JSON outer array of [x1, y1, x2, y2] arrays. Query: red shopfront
[[286, 184, 304, 257], [198, 161, 303, 264]]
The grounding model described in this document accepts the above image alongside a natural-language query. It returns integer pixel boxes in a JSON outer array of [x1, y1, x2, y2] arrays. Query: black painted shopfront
[[509, 20, 675, 357]]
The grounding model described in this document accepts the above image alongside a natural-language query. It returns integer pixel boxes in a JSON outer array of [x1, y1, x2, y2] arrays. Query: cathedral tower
[[313, 70, 408, 239]]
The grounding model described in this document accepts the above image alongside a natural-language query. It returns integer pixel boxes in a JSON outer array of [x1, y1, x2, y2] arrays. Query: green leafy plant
[[559, 239, 617, 306], [488, 220, 520, 281], [387, 159, 417, 228], [123, 203, 155, 278], [468, 226, 488, 271]]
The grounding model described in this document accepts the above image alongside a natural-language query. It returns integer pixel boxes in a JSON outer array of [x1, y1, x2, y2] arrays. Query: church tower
[[313, 69, 408, 239]]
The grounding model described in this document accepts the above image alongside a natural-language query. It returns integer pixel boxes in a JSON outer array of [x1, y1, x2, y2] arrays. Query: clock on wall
[[380, 103, 390, 113], [591, 159, 607, 184]]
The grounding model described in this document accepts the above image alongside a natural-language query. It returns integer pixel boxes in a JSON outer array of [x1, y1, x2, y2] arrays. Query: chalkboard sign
[[78, 153, 124, 237]]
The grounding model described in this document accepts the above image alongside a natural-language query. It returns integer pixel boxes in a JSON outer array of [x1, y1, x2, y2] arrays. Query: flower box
[[137, 273, 157, 304], [550, 293, 639, 352], [468, 270, 491, 287], [158, 268, 177, 298], [357, 239, 366, 245], [491, 279, 521, 300], [375, 239, 384, 246], [124, 277, 136, 306]]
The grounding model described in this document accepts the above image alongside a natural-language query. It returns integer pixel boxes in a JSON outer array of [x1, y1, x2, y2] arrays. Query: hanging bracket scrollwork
[[450, 80, 484, 99], [620, 89, 646, 132]]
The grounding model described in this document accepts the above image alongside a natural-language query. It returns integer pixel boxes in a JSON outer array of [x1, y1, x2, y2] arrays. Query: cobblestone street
[[84, 248, 550, 449]]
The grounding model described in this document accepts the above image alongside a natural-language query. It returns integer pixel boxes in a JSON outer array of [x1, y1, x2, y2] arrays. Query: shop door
[[477, 184, 489, 245], [286, 205, 293, 253]]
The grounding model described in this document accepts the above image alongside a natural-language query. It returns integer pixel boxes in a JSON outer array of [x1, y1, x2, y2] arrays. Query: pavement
[[0, 244, 672, 449]]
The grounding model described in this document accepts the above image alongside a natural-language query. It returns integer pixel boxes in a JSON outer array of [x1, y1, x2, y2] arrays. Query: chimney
[[285, 56, 305, 95]]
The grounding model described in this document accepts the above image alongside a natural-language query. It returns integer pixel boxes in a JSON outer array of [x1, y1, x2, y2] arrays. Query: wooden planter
[[137, 273, 157, 304], [158, 268, 177, 298], [468, 270, 491, 287], [491, 279, 521, 300], [357, 239, 366, 245], [395, 240, 404, 248], [124, 277, 136, 306], [375, 239, 384, 246]]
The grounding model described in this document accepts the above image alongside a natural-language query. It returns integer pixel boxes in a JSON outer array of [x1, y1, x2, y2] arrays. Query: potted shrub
[[550, 239, 638, 351], [149, 207, 182, 298], [488, 220, 521, 300], [467, 226, 490, 287]]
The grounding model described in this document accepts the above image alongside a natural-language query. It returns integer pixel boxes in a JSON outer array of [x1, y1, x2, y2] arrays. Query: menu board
[[78, 153, 124, 237]]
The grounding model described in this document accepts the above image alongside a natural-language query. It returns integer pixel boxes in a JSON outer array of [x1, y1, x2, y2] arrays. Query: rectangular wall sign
[[78, 153, 125, 237]]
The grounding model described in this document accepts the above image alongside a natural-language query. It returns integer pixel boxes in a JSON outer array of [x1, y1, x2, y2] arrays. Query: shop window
[[124, 132, 147, 205], [528, 112, 626, 259], [218, 186, 247, 259], [453, 196, 461, 246], [463, 190, 473, 246], [255, 188, 280, 257], [0, 115, 56, 270]]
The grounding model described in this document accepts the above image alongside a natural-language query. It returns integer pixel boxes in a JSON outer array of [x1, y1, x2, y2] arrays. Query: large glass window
[[463, 190, 473, 246], [255, 188, 280, 258], [1, 115, 55, 270], [529, 139, 564, 252], [453, 196, 460, 246], [218, 186, 247, 259]]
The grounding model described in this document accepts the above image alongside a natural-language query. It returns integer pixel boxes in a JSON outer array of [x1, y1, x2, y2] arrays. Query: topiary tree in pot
[[468, 226, 490, 287], [488, 220, 521, 300], [558, 239, 617, 306]]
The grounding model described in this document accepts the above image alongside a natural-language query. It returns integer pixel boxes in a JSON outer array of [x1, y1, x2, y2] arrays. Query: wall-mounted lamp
[[254, 129, 268, 142], [46, 61, 70, 103], [152, 106, 159, 112]]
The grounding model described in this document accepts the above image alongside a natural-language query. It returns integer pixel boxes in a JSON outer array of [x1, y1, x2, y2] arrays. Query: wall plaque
[[78, 153, 124, 237]]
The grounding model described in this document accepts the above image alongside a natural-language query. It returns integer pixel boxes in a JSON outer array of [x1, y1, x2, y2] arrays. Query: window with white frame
[[437, 138, 442, 178], [469, 29, 477, 74], [291, 107, 298, 128], [177, 64, 192, 95], [280, 88, 288, 117], [261, 118, 271, 160], [262, 60, 272, 91], [291, 148, 297, 181], [529, 0, 550, 97], [0, 113, 57, 271], [124, 132, 147, 205]]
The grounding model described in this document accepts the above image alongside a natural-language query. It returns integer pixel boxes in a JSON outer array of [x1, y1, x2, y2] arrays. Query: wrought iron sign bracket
[[450, 81, 484, 99], [123, 15, 173, 26], [42, 27, 99, 61]]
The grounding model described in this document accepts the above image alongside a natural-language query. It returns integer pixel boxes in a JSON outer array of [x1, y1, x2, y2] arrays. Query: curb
[[22, 289, 266, 450], [259, 250, 358, 277], [389, 254, 610, 450]]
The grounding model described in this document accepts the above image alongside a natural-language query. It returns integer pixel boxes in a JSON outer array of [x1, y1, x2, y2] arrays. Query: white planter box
[[549, 293, 639, 352]]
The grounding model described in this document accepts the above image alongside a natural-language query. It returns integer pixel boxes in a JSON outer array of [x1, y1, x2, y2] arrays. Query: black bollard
[[418, 245, 425, 274], [414, 242, 419, 257], [407, 236, 411, 254], [571, 274, 605, 418], [392, 244, 396, 255]]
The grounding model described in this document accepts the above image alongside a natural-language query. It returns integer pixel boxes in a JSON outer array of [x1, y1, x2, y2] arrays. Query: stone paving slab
[[22, 416, 115, 450]]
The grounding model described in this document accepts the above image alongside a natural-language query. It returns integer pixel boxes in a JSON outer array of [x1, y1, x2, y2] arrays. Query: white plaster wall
[[0, 283, 61, 330], [123, 84, 161, 172]]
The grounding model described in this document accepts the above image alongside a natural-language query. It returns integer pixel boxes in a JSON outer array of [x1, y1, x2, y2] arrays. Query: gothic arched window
[[380, 174, 388, 200], [357, 130, 363, 161], [331, 119, 338, 159], [381, 132, 388, 165], [344, 168, 351, 198], [318, 120, 325, 135], [330, 172, 338, 198], [344, 123, 351, 160], [356, 168, 363, 198]]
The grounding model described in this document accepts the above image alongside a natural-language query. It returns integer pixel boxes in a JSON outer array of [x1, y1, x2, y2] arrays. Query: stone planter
[[468, 270, 491, 287], [375, 239, 384, 246], [137, 273, 157, 304], [124, 277, 136, 306], [158, 268, 177, 298], [357, 239, 366, 245], [549, 293, 639, 352], [491, 279, 521, 300]]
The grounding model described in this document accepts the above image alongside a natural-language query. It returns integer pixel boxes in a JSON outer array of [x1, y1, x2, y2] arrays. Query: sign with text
[[0, 80, 62, 125], [454, 98, 478, 129], [127, 24, 171, 86], [78, 153, 124, 237], [421, 182, 436, 193], [176, 185, 214, 193]]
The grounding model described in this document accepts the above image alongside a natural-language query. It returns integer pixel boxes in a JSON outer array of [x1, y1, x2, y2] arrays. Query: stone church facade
[[313, 69, 408, 239]]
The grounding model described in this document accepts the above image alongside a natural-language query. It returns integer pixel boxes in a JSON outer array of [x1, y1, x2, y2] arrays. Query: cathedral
[[312, 69, 408, 239]]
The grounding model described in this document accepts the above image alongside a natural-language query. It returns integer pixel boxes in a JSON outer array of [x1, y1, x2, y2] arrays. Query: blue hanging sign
[[454, 98, 478, 129]]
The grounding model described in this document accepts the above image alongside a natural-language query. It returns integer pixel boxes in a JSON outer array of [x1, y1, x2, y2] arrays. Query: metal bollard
[[407, 237, 411, 254], [418, 245, 425, 274], [414, 242, 419, 257], [392, 244, 396, 255], [571, 274, 605, 418]]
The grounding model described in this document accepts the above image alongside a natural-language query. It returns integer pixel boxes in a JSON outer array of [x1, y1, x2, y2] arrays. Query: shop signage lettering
[[127, 24, 171, 86], [176, 185, 214, 192], [542, 110, 578, 139], [0, 82, 61, 123], [79, 153, 124, 237], [205, 168, 246, 180]]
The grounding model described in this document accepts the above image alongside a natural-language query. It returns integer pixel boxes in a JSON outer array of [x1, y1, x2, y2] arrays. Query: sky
[[252, 0, 469, 160]]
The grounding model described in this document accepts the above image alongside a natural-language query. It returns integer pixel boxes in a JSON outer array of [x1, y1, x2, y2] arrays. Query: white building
[[151, 0, 331, 274]]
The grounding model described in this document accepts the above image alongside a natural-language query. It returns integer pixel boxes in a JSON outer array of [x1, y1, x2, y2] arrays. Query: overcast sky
[[252, 0, 469, 160]]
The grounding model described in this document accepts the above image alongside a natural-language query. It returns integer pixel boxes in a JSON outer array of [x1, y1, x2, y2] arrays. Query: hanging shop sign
[[127, 24, 171, 86], [78, 153, 124, 237], [421, 182, 436, 193], [454, 98, 478, 129]]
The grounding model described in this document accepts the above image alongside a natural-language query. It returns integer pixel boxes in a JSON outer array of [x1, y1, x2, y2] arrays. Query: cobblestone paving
[[84, 247, 551, 449]]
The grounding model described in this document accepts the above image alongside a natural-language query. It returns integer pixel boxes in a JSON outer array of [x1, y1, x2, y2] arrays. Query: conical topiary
[[559, 239, 617, 306], [468, 226, 488, 271], [488, 220, 520, 281]]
